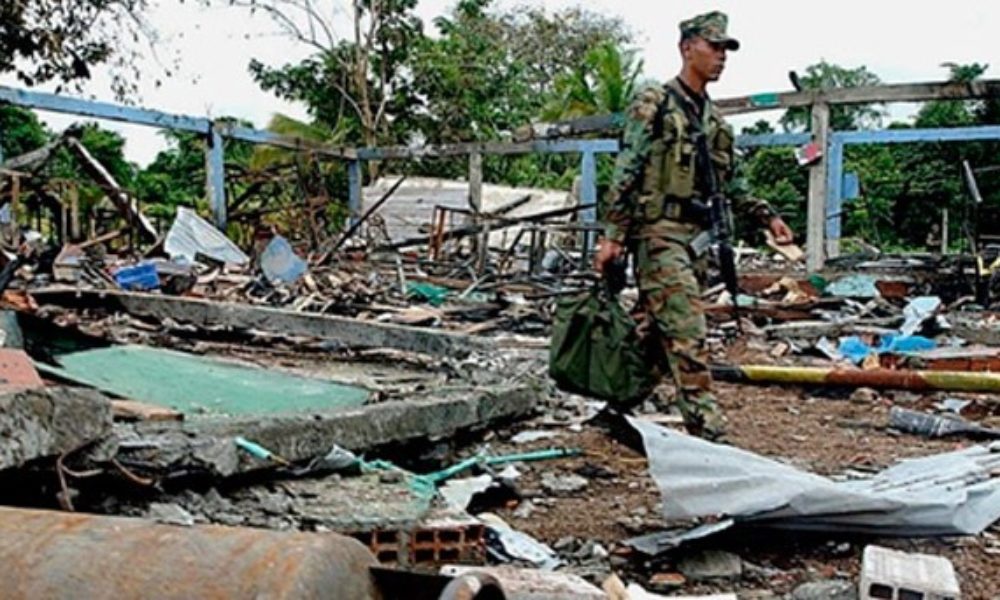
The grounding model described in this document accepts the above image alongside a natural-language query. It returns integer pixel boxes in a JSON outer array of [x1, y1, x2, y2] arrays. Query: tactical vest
[[637, 82, 735, 223]]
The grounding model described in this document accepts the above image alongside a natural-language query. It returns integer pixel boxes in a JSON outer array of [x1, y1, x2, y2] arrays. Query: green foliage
[[542, 42, 642, 120], [0, 106, 49, 158], [745, 60, 1000, 251], [0, 0, 162, 98], [743, 147, 806, 233], [243, 0, 630, 189]]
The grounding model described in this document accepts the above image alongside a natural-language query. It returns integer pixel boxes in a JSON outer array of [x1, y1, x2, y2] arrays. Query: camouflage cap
[[679, 11, 740, 51]]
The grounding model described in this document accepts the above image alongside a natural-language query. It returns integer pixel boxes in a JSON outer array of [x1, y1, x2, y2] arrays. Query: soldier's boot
[[675, 387, 726, 440]]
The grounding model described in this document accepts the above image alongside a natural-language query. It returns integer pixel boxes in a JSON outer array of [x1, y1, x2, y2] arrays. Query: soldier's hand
[[594, 239, 624, 274], [768, 217, 794, 245]]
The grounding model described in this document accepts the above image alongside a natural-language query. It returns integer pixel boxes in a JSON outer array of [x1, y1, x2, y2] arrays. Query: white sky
[[6, 0, 998, 166]]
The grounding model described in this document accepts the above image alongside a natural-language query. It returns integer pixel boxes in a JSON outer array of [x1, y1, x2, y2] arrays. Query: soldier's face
[[683, 37, 727, 81]]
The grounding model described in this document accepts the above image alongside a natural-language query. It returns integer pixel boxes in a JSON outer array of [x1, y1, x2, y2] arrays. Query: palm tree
[[542, 41, 643, 120]]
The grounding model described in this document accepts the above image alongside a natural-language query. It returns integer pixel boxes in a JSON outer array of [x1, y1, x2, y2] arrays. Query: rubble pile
[[0, 196, 998, 598]]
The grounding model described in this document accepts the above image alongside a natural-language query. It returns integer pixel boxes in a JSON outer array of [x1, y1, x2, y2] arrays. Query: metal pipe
[[0, 507, 378, 600], [712, 364, 1000, 395]]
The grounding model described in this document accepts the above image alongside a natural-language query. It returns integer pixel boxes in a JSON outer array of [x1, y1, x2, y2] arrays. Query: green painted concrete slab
[[42, 345, 369, 417]]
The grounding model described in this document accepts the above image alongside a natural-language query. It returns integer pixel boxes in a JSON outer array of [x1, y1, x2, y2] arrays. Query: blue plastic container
[[114, 262, 160, 291]]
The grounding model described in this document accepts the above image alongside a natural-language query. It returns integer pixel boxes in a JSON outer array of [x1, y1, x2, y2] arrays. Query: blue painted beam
[[736, 132, 812, 148], [825, 141, 845, 242], [0, 85, 210, 133], [205, 126, 227, 229], [833, 126, 1000, 145], [579, 151, 598, 252]]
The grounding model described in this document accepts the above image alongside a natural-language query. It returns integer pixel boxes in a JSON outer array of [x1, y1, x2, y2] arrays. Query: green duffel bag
[[549, 285, 654, 405]]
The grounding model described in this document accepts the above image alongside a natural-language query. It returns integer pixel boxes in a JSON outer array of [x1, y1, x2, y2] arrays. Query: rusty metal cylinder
[[0, 506, 379, 599]]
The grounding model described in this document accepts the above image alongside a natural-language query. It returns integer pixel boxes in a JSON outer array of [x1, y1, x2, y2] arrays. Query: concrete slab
[[39, 344, 369, 417], [115, 385, 538, 477], [0, 386, 112, 470]]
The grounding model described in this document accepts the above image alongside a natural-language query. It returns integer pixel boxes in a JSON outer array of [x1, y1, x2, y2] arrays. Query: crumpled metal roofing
[[629, 416, 1000, 536]]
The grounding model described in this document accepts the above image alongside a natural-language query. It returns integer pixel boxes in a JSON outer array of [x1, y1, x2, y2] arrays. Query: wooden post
[[347, 160, 362, 227], [942, 208, 949, 254], [10, 175, 20, 242], [204, 123, 226, 230], [69, 184, 81, 241], [807, 102, 830, 271], [468, 152, 486, 272]]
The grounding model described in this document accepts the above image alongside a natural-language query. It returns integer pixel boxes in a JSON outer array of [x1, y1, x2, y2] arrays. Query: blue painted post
[[348, 160, 362, 227], [205, 124, 226, 229], [825, 140, 844, 258], [580, 151, 598, 257]]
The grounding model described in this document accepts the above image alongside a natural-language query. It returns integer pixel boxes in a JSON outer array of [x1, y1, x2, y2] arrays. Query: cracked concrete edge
[[0, 386, 115, 470], [116, 385, 540, 478]]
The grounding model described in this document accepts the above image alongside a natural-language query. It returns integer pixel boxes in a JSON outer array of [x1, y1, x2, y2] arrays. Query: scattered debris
[[479, 512, 561, 570], [677, 550, 743, 581], [889, 406, 1000, 439], [540, 472, 588, 496], [260, 235, 308, 285], [440, 565, 605, 599], [860, 545, 961, 600], [791, 580, 857, 600], [148, 502, 196, 527], [164, 206, 250, 266]]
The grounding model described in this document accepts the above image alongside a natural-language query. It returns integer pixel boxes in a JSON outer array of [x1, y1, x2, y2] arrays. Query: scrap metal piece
[[889, 406, 1000, 439], [0, 506, 378, 599], [629, 417, 1000, 537]]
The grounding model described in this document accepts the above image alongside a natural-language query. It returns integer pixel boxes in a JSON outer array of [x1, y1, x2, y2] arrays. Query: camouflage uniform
[[602, 12, 775, 438]]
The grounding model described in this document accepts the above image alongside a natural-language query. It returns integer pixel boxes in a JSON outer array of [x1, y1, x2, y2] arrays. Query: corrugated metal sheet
[[630, 417, 1000, 536], [364, 176, 575, 248]]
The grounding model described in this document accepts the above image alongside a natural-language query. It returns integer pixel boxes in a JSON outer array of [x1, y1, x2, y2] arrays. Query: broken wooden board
[[111, 399, 184, 422], [764, 230, 805, 263]]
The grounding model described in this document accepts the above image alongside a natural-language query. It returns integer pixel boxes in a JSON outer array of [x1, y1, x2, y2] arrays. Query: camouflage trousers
[[633, 220, 725, 438]]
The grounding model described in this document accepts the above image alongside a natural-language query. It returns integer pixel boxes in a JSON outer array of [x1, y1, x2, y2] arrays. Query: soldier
[[593, 11, 794, 439]]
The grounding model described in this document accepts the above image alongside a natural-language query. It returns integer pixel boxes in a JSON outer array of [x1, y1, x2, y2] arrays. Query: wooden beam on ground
[[111, 399, 184, 422]]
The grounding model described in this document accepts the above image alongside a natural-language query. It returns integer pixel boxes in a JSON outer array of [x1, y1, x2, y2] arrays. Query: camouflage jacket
[[603, 77, 774, 244]]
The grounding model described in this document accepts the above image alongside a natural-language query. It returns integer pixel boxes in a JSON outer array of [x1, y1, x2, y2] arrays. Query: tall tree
[[242, 0, 423, 149], [0, 0, 162, 98]]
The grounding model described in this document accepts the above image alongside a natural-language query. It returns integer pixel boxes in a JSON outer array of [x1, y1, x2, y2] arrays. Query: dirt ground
[[486, 381, 1000, 598]]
